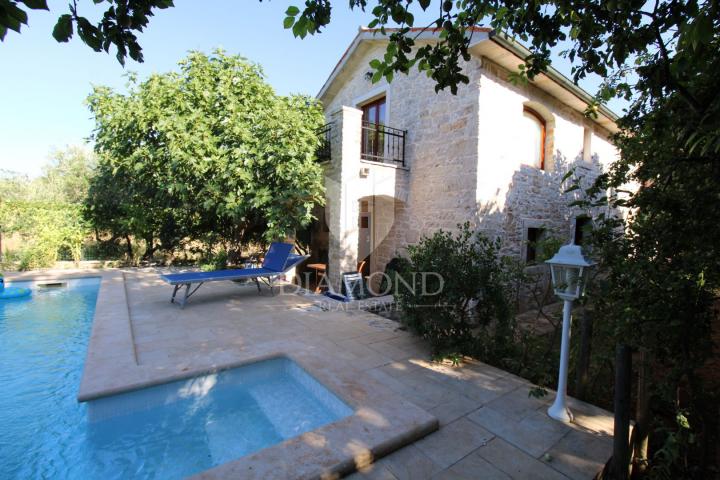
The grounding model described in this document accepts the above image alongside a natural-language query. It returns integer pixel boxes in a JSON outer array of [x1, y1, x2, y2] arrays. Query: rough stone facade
[[475, 59, 617, 259], [319, 40, 618, 296]]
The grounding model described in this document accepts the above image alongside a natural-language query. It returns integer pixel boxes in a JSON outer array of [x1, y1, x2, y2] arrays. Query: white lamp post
[[545, 244, 595, 423]]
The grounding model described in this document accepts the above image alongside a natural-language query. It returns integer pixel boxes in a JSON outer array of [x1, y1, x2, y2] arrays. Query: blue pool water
[[0, 277, 352, 479]]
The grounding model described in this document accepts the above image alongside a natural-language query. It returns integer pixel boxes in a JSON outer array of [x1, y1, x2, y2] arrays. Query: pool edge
[[11, 269, 440, 480]]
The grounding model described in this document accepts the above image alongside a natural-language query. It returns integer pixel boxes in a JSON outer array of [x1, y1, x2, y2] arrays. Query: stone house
[[307, 27, 619, 293]]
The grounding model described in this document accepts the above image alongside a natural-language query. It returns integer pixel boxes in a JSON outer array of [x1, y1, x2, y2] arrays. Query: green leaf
[[77, 17, 101, 51], [292, 16, 308, 38], [561, 169, 575, 182], [6, 3, 28, 24], [3, 15, 22, 34], [52, 14, 73, 42], [404, 12, 414, 27], [20, 0, 49, 10], [283, 16, 294, 29], [563, 184, 580, 193], [285, 6, 300, 16]]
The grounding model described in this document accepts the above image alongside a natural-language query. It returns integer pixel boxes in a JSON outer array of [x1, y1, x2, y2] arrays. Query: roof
[[317, 27, 618, 133]]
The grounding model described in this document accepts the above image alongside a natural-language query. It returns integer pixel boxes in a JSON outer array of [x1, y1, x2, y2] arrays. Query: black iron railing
[[316, 123, 332, 162], [361, 122, 406, 166]]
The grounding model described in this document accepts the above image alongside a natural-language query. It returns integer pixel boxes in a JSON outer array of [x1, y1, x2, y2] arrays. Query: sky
[[0, 0, 625, 177]]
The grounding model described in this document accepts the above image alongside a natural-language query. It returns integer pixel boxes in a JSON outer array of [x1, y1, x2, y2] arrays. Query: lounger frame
[[162, 254, 308, 308]]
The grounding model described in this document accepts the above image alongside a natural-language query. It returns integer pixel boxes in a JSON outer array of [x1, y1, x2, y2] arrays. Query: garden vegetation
[[85, 50, 325, 264], [0, 147, 94, 270], [1, 51, 325, 270]]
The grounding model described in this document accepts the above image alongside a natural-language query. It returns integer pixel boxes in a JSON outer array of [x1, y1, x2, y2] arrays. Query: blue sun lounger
[[160, 242, 308, 308]]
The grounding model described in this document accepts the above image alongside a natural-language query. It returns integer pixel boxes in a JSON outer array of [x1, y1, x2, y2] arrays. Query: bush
[[200, 249, 229, 272], [0, 201, 88, 270], [379, 256, 412, 294], [395, 222, 517, 358], [18, 242, 58, 270], [82, 239, 128, 261]]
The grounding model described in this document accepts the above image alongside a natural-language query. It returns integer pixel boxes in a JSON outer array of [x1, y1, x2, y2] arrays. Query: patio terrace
[[12, 269, 614, 479]]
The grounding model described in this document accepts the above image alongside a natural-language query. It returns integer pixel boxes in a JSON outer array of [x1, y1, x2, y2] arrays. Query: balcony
[[316, 116, 408, 167], [361, 122, 406, 167], [316, 123, 332, 162]]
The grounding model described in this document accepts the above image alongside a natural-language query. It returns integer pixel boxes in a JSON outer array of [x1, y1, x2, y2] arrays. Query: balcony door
[[361, 97, 386, 161]]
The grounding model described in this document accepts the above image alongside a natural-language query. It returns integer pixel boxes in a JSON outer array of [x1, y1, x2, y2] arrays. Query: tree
[[570, 50, 720, 476], [0, 0, 173, 64], [85, 50, 325, 259], [40, 146, 96, 204], [0, 147, 94, 268]]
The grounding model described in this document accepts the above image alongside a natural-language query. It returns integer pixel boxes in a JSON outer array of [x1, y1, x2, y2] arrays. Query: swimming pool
[[0, 277, 353, 479], [1, 277, 101, 478]]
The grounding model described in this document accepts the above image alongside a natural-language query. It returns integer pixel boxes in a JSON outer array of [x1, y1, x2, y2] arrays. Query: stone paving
[[112, 270, 614, 479], [14, 268, 612, 479]]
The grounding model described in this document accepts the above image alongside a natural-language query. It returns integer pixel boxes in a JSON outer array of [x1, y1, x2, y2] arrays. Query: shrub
[[200, 249, 229, 272], [0, 201, 88, 270], [379, 256, 412, 295], [395, 222, 517, 358], [81, 239, 128, 261]]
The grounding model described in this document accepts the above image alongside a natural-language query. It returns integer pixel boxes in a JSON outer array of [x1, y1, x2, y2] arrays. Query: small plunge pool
[[0, 277, 352, 479], [86, 357, 353, 478]]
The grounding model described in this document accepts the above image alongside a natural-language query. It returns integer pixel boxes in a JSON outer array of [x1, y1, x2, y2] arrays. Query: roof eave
[[317, 28, 620, 133], [317, 27, 492, 102], [482, 31, 620, 132], [317, 28, 366, 101]]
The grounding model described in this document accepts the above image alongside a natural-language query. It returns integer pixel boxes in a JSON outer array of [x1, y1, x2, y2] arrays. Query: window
[[522, 106, 547, 170], [361, 97, 386, 126], [574, 216, 591, 246], [361, 97, 386, 159], [526, 227, 546, 264]]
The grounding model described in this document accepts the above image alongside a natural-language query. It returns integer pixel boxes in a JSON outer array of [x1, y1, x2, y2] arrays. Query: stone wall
[[475, 58, 618, 260], [321, 41, 618, 298], [323, 42, 483, 281]]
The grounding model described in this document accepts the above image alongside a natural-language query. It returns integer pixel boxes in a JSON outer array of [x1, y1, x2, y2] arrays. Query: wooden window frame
[[361, 96, 386, 125], [361, 96, 387, 159], [524, 106, 547, 170]]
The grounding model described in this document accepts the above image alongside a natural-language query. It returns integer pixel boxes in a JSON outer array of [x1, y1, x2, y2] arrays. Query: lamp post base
[[547, 299, 574, 424], [547, 400, 573, 423]]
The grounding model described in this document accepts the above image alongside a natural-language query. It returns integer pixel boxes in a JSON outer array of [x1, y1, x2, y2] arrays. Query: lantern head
[[546, 244, 596, 301]]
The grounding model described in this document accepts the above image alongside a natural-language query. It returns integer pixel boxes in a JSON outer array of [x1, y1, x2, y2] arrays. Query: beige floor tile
[[474, 438, 569, 480], [382, 444, 444, 480], [432, 450, 511, 479], [483, 385, 548, 420], [467, 407, 571, 457], [543, 429, 612, 479], [346, 462, 398, 480], [428, 394, 481, 426], [414, 418, 495, 469]]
